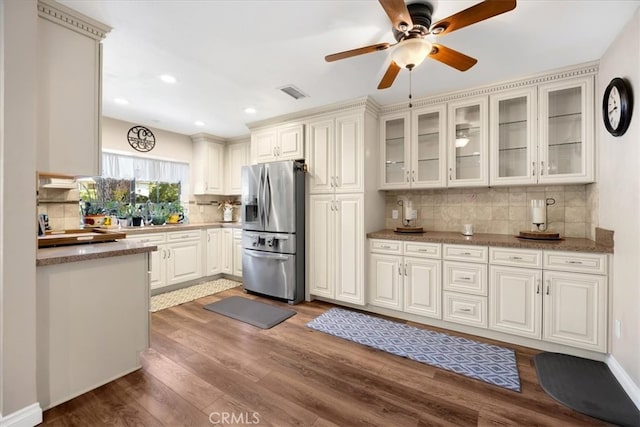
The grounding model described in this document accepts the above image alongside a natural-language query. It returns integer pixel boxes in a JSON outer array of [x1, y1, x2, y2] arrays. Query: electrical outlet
[[615, 319, 621, 338], [392, 209, 398, 219]]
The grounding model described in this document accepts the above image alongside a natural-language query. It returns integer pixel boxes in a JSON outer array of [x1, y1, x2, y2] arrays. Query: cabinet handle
[[532, 161, 536, 176], [406, 170, 410, 183], [140, 239, 149, 243], [459, 308, 472, 313], [509, 256, 523, 261], [566, 260, 583, 265], [404, 264, 408, 276], [461, 252, 472, 256], [381, 245, 391, 249], [545, 281, 550, 295], [449, 167, 452, 181], [398, 265, 402, 276], [162, 249, 167, 259], [207, 234, 210, 242], [331, 176, 335, 188], [418, 248, 428, 252], [335, 176, 340, 188], [536, 279, 541, 294], [540, 161, 545, 176], [412, 170, 416, 182], [460, 276, 472, 281]]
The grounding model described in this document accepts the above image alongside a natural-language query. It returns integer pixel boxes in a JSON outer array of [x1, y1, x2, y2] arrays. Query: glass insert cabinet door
[[447, 96, 488, 187], [411, 105, 446, 188], [489, 87, 537, 186], [538, 76, 594, 184], [380, 112, 410, 188]]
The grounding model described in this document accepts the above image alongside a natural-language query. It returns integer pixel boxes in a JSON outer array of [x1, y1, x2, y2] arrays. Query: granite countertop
[[367, 229, 614, 254], [117, 221, 242, 235], [37, 240, 157, 266]]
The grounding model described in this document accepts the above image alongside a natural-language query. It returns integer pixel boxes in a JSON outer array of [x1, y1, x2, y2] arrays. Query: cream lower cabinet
[[166, 230, 203, 286], [221, 228, 234, 275], [369, 240, 442, 318], [489, 247, 607, 352], [309, 194, 364, 305], [233, 229, 243, 277], [443, 245, 489, 328], [205, 228, 222, 276], [125, 233, 167, 289]]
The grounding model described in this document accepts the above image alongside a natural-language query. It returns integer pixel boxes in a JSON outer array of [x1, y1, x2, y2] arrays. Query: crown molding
[[189, 133, 226, 144], [38, 0, 111, 41], [246, 96, 381, 130], [379, 61, 599, 114]]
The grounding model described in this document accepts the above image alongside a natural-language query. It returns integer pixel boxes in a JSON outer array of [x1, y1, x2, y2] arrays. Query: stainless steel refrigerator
[[241, 160, 305, 304]]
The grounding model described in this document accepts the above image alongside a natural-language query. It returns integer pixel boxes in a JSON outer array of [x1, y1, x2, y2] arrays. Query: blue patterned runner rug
[[307, 307, 521, 392]]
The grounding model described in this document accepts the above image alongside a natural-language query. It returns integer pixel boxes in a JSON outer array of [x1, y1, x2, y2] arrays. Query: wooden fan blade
[[378, 61, 402, 89], [325, 42, 391, 62], [378, 0, 413, 32], [429, 44, 478, 71], [431, 0, 516, 36]]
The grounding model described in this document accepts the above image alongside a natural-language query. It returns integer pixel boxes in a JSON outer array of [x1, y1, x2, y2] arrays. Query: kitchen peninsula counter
[[37, 240, 156, 266], [367, 229, 614, 253]]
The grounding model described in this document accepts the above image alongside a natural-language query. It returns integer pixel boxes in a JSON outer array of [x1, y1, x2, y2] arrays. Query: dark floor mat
[[534, 352, 640, 427], [203, 296, 295, 329]]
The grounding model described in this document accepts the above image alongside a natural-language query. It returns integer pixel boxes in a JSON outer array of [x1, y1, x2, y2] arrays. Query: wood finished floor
[[41, 286, 608, 426]]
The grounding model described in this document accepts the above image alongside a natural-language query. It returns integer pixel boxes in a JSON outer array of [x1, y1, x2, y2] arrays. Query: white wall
[[597, 7, 640, 390], [0, 0, 40, 420], [102, 116, 193, 164]]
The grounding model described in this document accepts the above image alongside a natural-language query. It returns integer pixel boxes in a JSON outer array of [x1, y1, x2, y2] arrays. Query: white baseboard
[[0, 403, 42, 427], [607, 354, 640, 410]]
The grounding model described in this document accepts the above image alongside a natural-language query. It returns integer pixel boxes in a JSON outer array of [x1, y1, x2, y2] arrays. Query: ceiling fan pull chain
[[408, 67, 413, 108]]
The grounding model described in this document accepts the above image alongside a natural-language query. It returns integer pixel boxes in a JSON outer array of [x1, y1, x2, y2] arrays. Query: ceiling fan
[[325, 0, 517, 89]]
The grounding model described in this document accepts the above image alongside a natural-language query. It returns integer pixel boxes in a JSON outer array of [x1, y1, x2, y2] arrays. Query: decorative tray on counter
[[38, 229, 127, 248], [516, 231, 563, 241], [394, 227, 424, 234]]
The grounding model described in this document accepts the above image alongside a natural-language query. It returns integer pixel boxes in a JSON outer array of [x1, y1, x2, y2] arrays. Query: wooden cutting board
[[38, 229, 126, 248]]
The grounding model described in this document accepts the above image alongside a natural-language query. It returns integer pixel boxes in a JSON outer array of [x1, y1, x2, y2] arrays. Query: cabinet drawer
[[126, 233, 166, 245], [443, 244, 488, 262], [543, 251, 607, 275], [443, 261, 488, 296], [404, 242, 441, 259], [370, 239, 403, 255], [490, 247, 542, 268], [443, 292, 487, 328], [167, 230, 202, 242]]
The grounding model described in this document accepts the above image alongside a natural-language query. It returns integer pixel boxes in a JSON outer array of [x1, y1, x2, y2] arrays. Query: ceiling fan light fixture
[[391, 38, 433, 69]]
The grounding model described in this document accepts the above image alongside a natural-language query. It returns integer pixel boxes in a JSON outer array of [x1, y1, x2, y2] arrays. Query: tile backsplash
[[37, 188, 82, 230], [187, 196, 241, 223], [385, 184, 599, 239]]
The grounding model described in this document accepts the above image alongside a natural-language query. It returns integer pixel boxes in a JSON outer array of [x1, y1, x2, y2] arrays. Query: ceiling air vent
[[279, 85, 308, 100]]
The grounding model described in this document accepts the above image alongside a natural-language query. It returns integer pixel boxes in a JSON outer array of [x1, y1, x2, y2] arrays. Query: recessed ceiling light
[[114, 98, 129, 105], [194, 121, 205, 126], [159, 74, 177, 84], [244, 107, 257, 114]]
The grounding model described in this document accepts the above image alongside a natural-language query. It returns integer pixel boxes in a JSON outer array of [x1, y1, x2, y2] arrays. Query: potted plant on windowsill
[[82, 202, 106, 226], [166, 203, 184, 224]]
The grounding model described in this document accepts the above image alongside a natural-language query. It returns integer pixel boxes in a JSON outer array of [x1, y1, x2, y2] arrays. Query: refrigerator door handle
[[265, 168, 272, 226], [258, 166, 265, 229]]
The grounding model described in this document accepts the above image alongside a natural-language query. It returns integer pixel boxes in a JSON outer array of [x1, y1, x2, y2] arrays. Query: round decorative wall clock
[[602, 77, 633, 137], [127, 126, 156, 152]]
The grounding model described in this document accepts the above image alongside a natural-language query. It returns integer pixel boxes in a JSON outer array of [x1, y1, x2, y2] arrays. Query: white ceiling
[[60, 0, 640, 139]]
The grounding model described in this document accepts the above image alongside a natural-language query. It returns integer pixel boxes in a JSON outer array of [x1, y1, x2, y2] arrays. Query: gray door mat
[[203, 296, 296, 329], [534, 352, 640, 427]]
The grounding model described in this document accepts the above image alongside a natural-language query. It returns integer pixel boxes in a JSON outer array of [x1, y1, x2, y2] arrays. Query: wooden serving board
[[517, 231, 561, 240], [395, 227, 424, 234], [38, 229, 127, 248]]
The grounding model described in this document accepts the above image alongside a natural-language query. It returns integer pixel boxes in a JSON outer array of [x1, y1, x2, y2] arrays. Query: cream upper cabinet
[[307, 113, 363, 194], [225, 141, 249, 195], [380, 112, 411, 189], [192, 135, 225, 195], [37, 0, 110, 176], [447, 96, 489, 187], [538, 76, 594, 183], [411, 105, 447, 188], [251, 122, 304, 163], [489, 87, 538, 186]]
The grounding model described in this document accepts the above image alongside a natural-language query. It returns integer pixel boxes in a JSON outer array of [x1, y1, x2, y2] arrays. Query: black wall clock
[[127, 126, 156, 152], [603, 77, 633, 137]]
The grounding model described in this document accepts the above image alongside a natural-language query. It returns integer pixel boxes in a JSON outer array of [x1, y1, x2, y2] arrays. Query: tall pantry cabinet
[[37, 0, 111, 176], [307, 99, 385, 305]]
